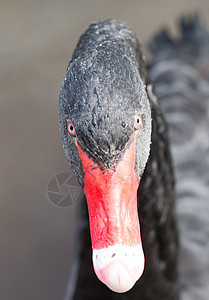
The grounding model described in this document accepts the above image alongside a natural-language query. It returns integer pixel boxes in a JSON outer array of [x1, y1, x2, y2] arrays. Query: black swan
[[59, 16, 209, 300]]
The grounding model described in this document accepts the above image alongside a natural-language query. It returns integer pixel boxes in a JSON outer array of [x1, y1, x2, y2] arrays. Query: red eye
[[67, 121, 76, 136], [134, 114, 142, 130]]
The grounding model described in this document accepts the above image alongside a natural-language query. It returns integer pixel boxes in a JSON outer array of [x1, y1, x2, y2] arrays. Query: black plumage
[[149, 15, 209, 300], [59, 15, 209, 300]]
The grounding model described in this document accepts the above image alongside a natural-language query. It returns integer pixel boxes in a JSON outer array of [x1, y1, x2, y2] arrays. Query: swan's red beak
[[76, 137, 145, 293]]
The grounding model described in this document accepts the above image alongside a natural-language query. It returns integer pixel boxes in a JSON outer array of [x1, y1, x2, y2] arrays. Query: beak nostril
[[112, 253, 116, 258]]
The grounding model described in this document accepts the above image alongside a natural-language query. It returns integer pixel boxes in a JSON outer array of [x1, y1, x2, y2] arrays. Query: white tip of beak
[[92, 245, 145, 293]]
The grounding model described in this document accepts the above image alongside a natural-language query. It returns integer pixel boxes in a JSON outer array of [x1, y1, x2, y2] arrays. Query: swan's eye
[[134, 114, 142, 130], [67, 121, 76, 136]]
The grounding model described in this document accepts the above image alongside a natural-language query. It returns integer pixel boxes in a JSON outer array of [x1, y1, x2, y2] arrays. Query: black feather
[[62, 15, 209, 300]]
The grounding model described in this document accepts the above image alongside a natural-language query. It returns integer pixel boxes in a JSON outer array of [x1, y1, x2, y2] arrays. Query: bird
[[59, 15, 209, 300]]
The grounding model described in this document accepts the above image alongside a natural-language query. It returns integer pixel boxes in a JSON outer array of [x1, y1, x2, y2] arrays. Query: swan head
[[59, 20, 152, 293]]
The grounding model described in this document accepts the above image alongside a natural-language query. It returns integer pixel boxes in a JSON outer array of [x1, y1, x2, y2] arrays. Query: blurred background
[[1, 0, 209, 299]]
